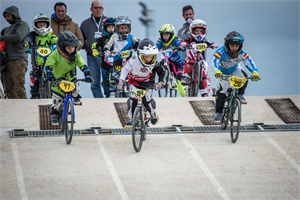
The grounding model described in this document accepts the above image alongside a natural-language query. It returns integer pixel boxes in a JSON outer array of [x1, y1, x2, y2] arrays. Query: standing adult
[[177, 5, 195, 41], [0, 6, 30, 99], [177, 5, 195, 61], [80, 0, 106, 98], [51, 2, 84, 50]]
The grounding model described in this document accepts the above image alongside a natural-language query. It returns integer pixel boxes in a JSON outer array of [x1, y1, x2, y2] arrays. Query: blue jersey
[[156, 36, 184, 67], [211, 46, 258, 75]]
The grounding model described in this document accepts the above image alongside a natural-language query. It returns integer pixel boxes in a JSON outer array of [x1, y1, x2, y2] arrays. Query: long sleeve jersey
[[25, 31, 57, 66], [104, 33, 138, 53], [119, 56, 165, 90], [94, 35, 112, 70], [181, 37, 215, 62], [45, 49, 88, 79], [211, 46, 258, 75], [156, 36, 184, 67]]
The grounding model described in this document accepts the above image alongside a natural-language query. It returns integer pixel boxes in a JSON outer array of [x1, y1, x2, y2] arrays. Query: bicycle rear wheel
[[169, 77, 177, 98], [221, 101, 229, 129], [230, 98, 241, 143], [64, 98, 74, 145], [132, 106, 144, 152], [158, 73, 169, 97]]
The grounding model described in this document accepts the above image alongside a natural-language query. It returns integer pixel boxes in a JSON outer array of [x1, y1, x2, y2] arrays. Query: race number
[[59, 80, 75, 92], [36, 47, 52, 58]]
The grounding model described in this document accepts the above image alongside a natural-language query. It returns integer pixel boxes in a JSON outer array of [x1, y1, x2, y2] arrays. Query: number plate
[[120, 50, 130, 58], [229, 76, 247, 89], [193, 43, 207, 52], [36, 47, 52, 58], [59, 80, 76, 92], [134, 89, 146, 98]]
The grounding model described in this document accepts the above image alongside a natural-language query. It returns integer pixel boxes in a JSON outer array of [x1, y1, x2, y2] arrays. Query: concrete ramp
[[1, 95, 300, 131]]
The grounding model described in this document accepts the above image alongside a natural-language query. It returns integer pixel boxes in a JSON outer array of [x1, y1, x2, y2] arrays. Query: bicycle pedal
[[74, 102, 82, 106]]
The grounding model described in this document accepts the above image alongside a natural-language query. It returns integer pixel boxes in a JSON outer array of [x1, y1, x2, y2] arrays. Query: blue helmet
[[102, 17, 116, 37], [224, 31, 244, 58]]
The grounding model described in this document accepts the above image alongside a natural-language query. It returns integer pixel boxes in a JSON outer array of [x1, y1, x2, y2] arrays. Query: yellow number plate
[[193, 43, 207, 52], [36, 47, 52, 57], [134, 89, 146, 98], [120, 51, 130, 58], [229, 76, 247, 89], [59, 80, 76, 92]]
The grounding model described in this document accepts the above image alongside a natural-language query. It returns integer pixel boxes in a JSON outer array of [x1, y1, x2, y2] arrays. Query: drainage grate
[[193, 125, 247, 132], [39, 104, 60, 130], [189, 100, 215, 125], [28, 130, 81, 137], [114, 102, 129, 127], [111, 127, 164, 135], [265, 98, 300, 124], [275, 124, 300, 130]]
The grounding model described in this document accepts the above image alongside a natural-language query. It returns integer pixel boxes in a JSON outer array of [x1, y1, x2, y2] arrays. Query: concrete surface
[[0, 95, 299, 200]]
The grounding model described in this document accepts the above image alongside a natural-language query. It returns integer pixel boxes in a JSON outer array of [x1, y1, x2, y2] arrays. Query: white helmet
[[137, 38, 159, 70], [33, 13, 51, 37], [189, 19, 207, 42]]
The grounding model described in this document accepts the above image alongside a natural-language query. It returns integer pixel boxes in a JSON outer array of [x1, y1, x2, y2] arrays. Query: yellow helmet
[[159, 24, 176, 47]]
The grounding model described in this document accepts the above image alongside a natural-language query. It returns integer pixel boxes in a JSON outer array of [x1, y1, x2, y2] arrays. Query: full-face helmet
[[158, 24, 176, 47], [189, 19, 207, 42], [57, 31, 82, 63], [224, 31, 244, 58], [33, 13, 51, 37], [115, 16, 131, 40], [102, 17, 116, 37], [137, 38, 159, 71]]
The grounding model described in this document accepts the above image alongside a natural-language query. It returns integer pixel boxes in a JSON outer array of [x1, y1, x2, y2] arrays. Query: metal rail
[[9, 123, 300, 138]]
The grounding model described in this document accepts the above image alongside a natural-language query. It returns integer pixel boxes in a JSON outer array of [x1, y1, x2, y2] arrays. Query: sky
[[0, 0, 299, 98]]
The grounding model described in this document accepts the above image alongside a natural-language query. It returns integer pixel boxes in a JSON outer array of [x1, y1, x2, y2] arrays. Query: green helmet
[[159, 24, 176, 47]]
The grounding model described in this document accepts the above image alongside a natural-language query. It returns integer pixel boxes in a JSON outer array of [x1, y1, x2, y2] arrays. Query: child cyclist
[[91, 17, 116, 98], [156, 24, 186, 97], [45, 31, 93, 125], [103, 16, 139, 97], [211, 31, 260, 125], [117, 38, 165, 129], [180, 19, 218, 97], [24, 13, 57, 99]]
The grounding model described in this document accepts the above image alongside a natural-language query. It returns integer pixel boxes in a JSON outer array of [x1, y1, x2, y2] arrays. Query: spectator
[[80, 0, 106, 98], [177, 5, 195, 61], [177, 5, 195, 41], [0, 6, 30, 99], [51, 2, 84, 50]]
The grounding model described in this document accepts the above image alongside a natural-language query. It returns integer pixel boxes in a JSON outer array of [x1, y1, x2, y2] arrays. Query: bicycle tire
[[188, 65, 196, 97], [194, 63, 201, 97], [230, 98, 241, 143], [169, 77, 177, 98], [221, 100, 230, 129], [64, 98, 74, 145], [132, 106, 144, 152], [158, 70, 169, 97]]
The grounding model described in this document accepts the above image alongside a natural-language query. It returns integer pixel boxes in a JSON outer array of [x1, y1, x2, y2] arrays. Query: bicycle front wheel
[[230, 98, 241, 143], [64, 98, 74, 145], [132, 106, 144, 152], [221, 101, 230, 129]]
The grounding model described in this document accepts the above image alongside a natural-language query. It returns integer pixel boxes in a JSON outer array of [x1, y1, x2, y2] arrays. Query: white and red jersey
[[120, 56, 165, 90]]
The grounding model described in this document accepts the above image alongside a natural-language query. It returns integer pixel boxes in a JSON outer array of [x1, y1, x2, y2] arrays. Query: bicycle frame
[[187, 43, 208, 97], [29, 44, 54, 98], [159, 49, 181, 97], [105, 49, 135, 97]]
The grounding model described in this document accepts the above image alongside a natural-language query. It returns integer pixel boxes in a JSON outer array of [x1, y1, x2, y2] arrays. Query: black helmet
[[102, 17, 116, 37], [224, 31, 244, 58], [137, 38, 159, 71], [57, 31, 82, 62]]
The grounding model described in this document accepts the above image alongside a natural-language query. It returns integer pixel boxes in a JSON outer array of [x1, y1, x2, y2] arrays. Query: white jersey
[[104, 33, 137, 52], [120, 56, 165, 89]]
